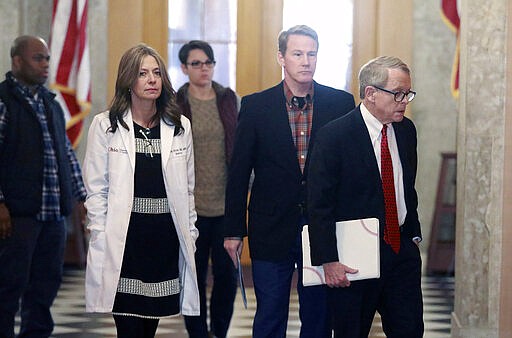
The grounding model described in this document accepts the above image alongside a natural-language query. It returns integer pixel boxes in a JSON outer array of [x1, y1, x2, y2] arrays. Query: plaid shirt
[[0, 72, 86, 221], [284, 81, 314, 172]]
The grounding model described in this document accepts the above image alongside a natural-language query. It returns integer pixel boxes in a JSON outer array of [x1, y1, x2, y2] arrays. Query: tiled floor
[[15, 268, 453, 337]]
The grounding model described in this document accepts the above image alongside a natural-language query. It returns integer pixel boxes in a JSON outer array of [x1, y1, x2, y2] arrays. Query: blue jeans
[[251, 230, 331, 338], [184, 216, 237, 338], [0, 217, 66, 338]]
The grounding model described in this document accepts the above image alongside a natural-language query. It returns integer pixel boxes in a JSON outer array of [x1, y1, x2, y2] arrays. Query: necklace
[[138, 128, 154, 158]]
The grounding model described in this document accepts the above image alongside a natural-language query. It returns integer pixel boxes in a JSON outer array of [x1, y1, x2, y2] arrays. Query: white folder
[[302, 218, 380, 286]]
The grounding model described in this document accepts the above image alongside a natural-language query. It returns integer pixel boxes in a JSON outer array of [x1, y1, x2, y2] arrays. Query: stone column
[[452, 0, 512, 336]]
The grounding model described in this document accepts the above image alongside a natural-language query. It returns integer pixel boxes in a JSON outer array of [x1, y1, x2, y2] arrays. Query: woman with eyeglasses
[[176, 40, 239, 338], [83, 44, 200, 337]]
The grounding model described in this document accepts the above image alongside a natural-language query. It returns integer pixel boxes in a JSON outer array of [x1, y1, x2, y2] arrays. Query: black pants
[[184, 216, 237, 338], [0, 217, 66, 338], [330, 238, 424, 338], [113, 315, 159, 338]]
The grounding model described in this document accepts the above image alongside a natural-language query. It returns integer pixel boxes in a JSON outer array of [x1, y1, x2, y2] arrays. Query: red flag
[[441, 0, 460, 99], [49, 0, 91, 147]]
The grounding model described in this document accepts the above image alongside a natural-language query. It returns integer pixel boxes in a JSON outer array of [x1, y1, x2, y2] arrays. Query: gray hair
[[358, 56, 410, 99]]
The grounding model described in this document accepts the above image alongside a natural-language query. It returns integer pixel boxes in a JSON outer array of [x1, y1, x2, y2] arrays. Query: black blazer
[[307, 105, 422, 265], [224, 81, 355, 261]]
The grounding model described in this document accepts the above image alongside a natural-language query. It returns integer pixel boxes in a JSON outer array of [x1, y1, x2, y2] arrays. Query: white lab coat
[[83, 110, 200, 316]]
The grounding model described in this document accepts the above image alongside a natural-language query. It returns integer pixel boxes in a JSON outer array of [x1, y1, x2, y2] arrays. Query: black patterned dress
[[112, 122, 181, 318]]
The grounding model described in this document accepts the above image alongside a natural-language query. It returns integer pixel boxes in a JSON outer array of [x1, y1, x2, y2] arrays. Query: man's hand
[[0, 203, 12, 239], [224, 238, 243, 268], [323, 261, 359, 288]]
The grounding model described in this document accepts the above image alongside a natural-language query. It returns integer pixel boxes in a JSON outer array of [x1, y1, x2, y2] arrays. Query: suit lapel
[[310, 83, 332, 136], [350, 107, 382, 178], [267, 84, 302, 175], [393, 121, 412, 182]]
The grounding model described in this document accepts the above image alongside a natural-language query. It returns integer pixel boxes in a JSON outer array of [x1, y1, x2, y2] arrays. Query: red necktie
[[381, 125, 400, 253]]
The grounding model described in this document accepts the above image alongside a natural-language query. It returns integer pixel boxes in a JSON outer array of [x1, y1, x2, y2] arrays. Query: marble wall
[[0, 0, 53, 78], [452, 0, 509, 336], [0, 0, 108, 161], [412, 0, 458, 254]]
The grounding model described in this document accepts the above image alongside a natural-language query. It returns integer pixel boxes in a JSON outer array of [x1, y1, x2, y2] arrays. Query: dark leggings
[[113, 315, 159, 338]]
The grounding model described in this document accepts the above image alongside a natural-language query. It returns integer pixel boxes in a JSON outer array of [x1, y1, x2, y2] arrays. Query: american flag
[[49, 0, 91, 147], [441, 0, 460, 99]]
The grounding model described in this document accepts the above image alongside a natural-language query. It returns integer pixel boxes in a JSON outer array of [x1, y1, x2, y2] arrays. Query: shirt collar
[[360, 102, 391, 143], [283, 80, 314, 111], [6, 71, 45, 98]]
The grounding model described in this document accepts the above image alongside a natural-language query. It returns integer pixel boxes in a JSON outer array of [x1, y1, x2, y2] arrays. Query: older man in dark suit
[[308, 55, 424, 337], [223, 25, 355, 338]]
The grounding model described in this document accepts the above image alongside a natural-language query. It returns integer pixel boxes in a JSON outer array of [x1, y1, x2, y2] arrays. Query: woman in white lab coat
[[83, 44, 200, 337]]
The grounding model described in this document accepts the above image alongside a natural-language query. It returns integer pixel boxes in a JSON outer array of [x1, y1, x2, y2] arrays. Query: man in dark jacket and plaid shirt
[[0, 35, 87, 338]]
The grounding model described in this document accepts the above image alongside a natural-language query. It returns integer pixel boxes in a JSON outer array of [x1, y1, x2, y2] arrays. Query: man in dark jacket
[[308, 56, 423, 337], [223, 25, 355, 337], [0, 35, 87, 338]]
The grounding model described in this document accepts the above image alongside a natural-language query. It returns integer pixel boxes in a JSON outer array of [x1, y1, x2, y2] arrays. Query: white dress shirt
[[360, 103, 407, 226]]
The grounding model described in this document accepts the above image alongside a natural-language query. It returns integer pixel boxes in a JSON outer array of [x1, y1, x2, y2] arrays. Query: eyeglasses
[[186, 60, 216, 69], [373, 85, 416, 102]]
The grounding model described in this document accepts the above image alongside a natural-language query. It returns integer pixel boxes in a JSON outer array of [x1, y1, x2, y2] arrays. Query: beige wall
[[236, 0, 283, 96], [235, 0, 284, 263], [351, 0, 413, 102], [108, 0, 168, 99]]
